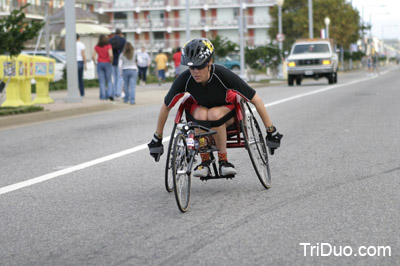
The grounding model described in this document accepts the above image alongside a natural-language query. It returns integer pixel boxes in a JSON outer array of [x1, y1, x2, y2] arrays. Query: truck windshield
[[292, 44, 330, 54]]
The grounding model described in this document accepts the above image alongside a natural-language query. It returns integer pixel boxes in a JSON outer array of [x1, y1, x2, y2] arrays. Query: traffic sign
[[276, 33, 285, 42]]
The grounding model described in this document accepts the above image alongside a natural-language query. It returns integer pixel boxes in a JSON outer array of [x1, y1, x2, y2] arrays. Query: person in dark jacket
[[109, 29, 126, 99]]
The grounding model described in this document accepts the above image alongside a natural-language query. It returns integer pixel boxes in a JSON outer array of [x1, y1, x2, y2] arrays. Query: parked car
[[214, 54, 241, 73], [22, 50, 95, 81]]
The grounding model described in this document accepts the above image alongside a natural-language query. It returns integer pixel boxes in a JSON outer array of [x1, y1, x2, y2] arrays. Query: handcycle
[[164, 95, 271, 212]]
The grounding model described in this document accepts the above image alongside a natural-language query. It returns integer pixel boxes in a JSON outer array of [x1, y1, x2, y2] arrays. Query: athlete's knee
[[207, 107, 229, 121], [192, 106, 208, 120]]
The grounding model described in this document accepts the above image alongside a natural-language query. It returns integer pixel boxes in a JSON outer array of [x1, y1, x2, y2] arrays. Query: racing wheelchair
[[165, 95, 271, 212]]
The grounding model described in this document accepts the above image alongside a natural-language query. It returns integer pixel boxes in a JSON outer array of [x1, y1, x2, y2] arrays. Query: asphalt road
[[1, 67, 399, 265]]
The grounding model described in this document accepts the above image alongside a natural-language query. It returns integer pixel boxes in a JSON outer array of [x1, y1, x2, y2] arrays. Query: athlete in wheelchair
[[148, 38, 282, 181]]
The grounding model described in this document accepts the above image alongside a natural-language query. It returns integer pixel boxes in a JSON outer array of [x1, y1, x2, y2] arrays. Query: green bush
[[0, 105, 43, 116], [343, 51, 365, 61]]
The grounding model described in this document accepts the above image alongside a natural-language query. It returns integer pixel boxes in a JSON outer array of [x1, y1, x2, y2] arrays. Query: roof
[[49, 7, 109, 35], [49, 7, 97, 25], [60, 23, 111, 36]]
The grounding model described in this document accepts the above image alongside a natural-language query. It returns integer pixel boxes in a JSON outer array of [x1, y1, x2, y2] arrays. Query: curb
[[0, 101, 126, 129]]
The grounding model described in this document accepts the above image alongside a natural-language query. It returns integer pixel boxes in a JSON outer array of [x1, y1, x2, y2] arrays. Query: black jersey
[[164, 64, 256, 108]]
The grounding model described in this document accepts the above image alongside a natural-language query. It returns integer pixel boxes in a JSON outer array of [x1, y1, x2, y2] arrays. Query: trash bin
[[32, 55, 55, 104], [0, 55, 26, 107], [17, 54, 34, 105]]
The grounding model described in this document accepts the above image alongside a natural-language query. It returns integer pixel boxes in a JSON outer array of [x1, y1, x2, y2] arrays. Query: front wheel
[[240, 101, 271, 189], [172, 133, 192, 212], [165, 123, 177, 192], [295, 77, 302, 85], [288, 75, 294, 86], [328, 73, 334, 84]]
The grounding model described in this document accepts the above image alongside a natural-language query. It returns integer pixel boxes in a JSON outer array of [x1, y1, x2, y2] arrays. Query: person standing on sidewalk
[[109, 29, 126, 99], [76, 34, 87, 97], [172, 47, 182, 79], [92, 34, 114, 101], [154, 49, 168, 86], [118, 42, 138, 105], [136, 46, 151, 86]]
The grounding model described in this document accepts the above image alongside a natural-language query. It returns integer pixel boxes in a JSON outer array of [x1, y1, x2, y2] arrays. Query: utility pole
[[64, 0, 81, 102], [308, 0, 313, 38], [149, 16, 153, 59], [239, 0, 245, 79], [185, 0, 190, 41], [44, 1, 49, 56]]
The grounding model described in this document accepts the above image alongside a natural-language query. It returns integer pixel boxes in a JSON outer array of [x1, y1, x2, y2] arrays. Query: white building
[[96, 0, 275, 53]]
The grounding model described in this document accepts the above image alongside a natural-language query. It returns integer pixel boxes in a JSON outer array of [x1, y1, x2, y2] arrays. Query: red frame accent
[[173, 95, 246, 149]]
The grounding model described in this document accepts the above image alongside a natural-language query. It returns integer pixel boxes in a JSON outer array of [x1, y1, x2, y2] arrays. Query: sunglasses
[[189, 61, 209, 70]]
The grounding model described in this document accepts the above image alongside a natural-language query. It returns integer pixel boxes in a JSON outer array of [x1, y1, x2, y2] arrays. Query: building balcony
[[99, 0, 274, 12], [0, 3, 62, 20], [113, 15, 270, 33], [135, 36, 269, 52]]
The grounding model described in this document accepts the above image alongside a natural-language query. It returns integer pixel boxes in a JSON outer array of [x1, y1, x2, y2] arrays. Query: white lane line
[[0, 140, 169, 195], [0, 73, 389, 195]]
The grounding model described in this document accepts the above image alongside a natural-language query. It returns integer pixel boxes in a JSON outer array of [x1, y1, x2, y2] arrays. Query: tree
[[245, 45, 281, 70], [268, 0, 360, 51], [0, 4, 44, 57], [210, 35, 238, 57]]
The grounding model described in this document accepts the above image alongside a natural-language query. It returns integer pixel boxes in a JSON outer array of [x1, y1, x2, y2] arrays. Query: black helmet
[[181, 38, 214, 68]]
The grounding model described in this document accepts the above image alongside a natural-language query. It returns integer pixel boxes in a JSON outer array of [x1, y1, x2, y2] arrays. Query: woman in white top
[[118, 42, 138, 104]]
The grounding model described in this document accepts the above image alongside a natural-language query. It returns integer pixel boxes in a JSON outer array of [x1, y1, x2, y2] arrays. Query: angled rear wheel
[[240, 100, 271, 189]]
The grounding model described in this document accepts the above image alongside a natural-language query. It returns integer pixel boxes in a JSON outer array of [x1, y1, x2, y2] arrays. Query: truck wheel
[[328, 73, 334, 84], [295, 77, 302, 85], [288, 75, 294, 86], [334, 72, 338, 83], [231, 65, 240, 74]]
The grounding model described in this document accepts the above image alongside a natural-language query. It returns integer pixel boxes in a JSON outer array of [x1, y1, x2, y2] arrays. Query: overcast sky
[[350, 0, 400, 40]]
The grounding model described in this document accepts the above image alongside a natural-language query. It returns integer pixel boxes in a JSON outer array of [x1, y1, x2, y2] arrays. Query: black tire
[[165, 123, 177, 192], [231, 65, 240, 71], [240, 100, 271, 189], [231, 66, 240, 75], [328, 73, 334, 84], [172, 133, 191, 212], [334, 72, 338, 83], [288, 75, 294, 86], [296, 77, 302, 85]]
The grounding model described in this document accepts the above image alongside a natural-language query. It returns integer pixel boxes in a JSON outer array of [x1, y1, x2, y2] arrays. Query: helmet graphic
[[181, 38, 214, 68]]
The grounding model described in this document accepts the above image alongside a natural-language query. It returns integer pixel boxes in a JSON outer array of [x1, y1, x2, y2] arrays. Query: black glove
[[266, 126, 283, 155], [148, 134, 164, 162]]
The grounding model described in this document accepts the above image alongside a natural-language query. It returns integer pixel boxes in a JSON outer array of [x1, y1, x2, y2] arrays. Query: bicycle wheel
[[240, 100, 271, 189], [172, 133, 192, 212], [165, 123, 177, 192]]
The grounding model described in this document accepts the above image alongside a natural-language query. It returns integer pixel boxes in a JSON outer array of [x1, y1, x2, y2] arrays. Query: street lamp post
[[324, 17, 330, 39], [64, 0, 81, 102], [277, 0, 284, 79], [308, 0, 313, 38]]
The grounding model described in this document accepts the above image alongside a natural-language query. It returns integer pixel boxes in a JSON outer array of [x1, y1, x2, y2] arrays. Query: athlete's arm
[[250, 93, 273, 128], [155, 103, 172, 136]]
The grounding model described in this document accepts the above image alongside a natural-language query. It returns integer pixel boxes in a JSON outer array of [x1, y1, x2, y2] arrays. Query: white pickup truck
[[286, 39, 339, 86]]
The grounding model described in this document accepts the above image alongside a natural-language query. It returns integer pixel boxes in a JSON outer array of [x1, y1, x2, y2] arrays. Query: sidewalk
[[0, 82, 172, 129]]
